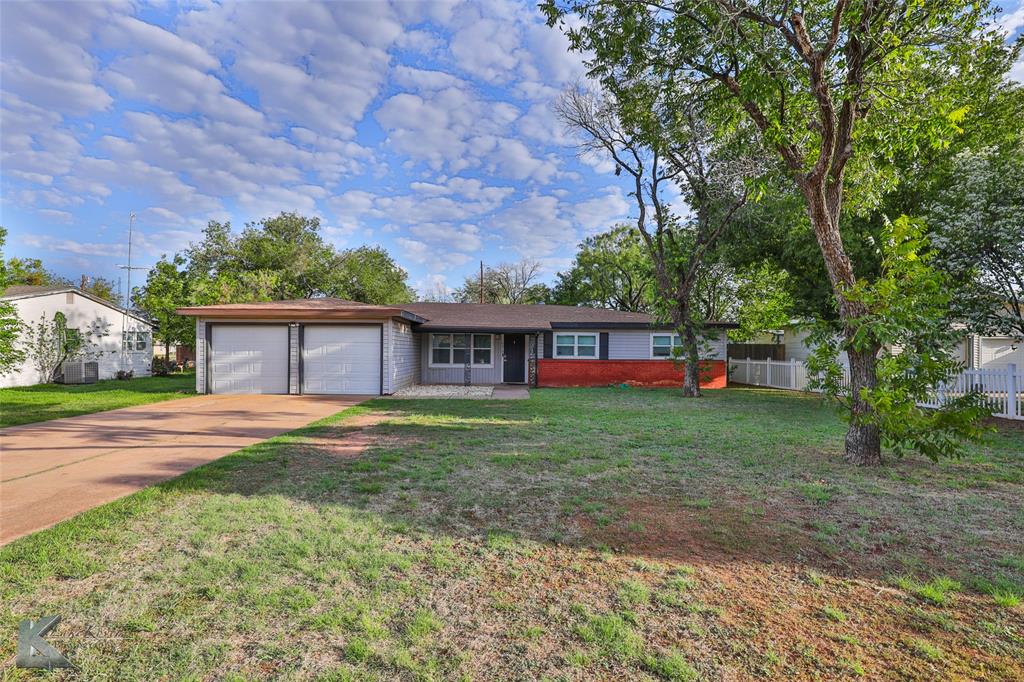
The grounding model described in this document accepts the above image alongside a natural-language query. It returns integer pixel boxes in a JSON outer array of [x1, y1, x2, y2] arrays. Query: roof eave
[[549, 321, 739, 330], [413, 326, 548, 333], [176, 306, 425, 322], [5, 287, 153, 325]]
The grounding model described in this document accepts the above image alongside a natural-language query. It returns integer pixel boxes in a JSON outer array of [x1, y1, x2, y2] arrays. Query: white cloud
[[0, 2, 115, 116], [2, 0, 628, 294], [36, 209, 73, 224], [488, 194, 576, 257], [181, 1, 403, 138], [572, 187, 631, 232], [22, 235, 124, 257], [997, 4, 1024, 36], [396, 237, 472, 268]]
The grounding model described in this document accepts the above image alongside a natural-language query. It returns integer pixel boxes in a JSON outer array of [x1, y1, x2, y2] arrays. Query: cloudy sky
[[2, 0, 1023, 299]]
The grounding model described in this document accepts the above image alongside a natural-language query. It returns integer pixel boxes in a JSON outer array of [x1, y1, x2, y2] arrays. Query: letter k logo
[[17, 616, 71, 669]]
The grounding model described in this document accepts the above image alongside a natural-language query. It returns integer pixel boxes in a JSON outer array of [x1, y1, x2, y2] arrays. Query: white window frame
[[429, 333, 494, 368], [554, 333, 598, 359], [651, 333, 684, 359], [123, 330, 150, 353]]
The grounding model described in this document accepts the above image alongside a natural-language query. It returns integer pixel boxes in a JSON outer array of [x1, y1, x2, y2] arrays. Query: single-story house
[[175, 299, 736, 395], [1, 285, 154, 388]]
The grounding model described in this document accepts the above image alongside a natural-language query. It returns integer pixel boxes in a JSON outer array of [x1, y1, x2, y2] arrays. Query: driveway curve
[[0, 394, 366, 545]]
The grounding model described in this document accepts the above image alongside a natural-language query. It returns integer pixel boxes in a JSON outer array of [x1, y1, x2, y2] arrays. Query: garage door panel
[[302, 326, 380, 395], [210, 326, 288, 394]]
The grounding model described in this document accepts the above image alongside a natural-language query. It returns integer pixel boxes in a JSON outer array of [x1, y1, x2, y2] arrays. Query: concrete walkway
[[0, 393, 365, 545]]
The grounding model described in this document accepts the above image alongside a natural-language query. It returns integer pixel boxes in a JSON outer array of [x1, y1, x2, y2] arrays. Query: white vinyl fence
[[728, 358, 1022, 421], [919, 365, 1022, 420]]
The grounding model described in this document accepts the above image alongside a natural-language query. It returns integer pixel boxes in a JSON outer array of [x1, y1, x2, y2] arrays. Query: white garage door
[[981, 338, 1024, 370], [303, 325, 381, 395], [210, 325, 289, 394]]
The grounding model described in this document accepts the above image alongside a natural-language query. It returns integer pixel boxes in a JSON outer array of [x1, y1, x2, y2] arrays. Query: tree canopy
[[183, 213, 415, 304], [550, 225, 655, 312], [545, 0, 1019, 463]]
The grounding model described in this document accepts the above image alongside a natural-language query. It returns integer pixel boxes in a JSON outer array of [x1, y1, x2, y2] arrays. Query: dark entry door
[[503, 334, 526, 383]]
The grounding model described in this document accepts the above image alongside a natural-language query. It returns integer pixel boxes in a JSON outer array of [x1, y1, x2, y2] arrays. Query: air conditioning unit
[[58, 361, 99, 384]]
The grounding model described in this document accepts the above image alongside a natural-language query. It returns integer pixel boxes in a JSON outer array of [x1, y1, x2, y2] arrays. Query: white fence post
[[1009, 363, 1019, 420]]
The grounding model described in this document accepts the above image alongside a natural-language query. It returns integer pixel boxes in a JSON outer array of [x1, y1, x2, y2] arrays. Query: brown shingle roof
[[402, 302, 664, 331], [176, 298, 737, 330], [2, 284, 72, 298], [175, 297, 425, 321]]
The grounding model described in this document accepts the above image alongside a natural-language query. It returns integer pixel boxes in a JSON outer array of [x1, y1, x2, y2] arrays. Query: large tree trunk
[[844, 346, 882, 465], [680, 323, 702, 397], [804, 185, 883, 465]]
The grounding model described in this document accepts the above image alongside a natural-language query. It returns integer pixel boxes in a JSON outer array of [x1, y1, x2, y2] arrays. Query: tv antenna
[[117, 212, 146, 354]]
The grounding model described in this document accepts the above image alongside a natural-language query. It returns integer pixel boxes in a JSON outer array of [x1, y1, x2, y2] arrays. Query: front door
[[503, 334, 526, 383]]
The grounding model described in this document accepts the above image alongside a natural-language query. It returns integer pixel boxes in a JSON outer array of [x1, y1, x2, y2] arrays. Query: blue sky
[[2, 0, 1022, 299]]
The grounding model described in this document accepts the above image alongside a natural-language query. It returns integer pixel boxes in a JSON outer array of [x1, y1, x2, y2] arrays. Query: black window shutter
[[599, 332, 609, 360], [543, 331, 553, 358]]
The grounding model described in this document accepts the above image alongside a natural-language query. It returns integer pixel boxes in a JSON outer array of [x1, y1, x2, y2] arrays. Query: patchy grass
[[1, 387, 1022, 680], [0, 371, 195, 427]]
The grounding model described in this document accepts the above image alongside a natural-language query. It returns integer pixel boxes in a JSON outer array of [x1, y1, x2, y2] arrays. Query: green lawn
[[0, 372, 195, 428], [1, 388, 1022, 680]]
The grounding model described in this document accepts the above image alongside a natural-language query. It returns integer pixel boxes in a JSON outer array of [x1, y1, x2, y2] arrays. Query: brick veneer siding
[[536, 359, 727, 388]]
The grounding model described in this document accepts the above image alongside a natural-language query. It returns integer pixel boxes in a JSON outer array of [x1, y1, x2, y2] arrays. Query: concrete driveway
[[0, 393, 367, 545]]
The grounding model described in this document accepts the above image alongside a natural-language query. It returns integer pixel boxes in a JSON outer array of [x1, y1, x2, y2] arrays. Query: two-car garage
[[208, 324, 381, 395]]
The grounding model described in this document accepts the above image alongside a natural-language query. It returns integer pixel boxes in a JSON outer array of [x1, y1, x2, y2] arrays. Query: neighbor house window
[[651, 334, 684, 358], [555, 334, 597, 358], [430, 334, 493, 366], [123, 331, 150, 352]]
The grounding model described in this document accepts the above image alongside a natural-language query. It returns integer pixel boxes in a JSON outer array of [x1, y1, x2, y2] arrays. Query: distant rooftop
[[1, 284, 72, 298]]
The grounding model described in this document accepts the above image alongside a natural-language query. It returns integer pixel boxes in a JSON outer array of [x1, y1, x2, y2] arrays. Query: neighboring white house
[[743, 324, 1020, 371], [961, 333, 1023, 370], [1, 285, 154, 388]]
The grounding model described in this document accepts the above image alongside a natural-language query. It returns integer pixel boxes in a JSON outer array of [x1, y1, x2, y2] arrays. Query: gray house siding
[[420, 332, 505, 384], [549, 329, 728, 361], [391, 319, 420, 391]]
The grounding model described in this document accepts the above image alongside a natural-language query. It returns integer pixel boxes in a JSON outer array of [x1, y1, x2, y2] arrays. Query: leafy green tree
[[185, 213, 414, 304], [927, 145, 1024, 341], [730, 263, 795, 342], [85, 278, 118, 304], [0, 228, 26, 375], [328, 246, 416, 304], [806, 217, 990, 461], [545, 0, 1016, 463], [4, 256, 69, 288], [135, 255, 195, 361], [551, 225, 654, 311]]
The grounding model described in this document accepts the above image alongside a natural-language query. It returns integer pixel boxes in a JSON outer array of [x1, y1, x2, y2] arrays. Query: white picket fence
[[919, 365, 1022, 420], [728, 358, 1022, 421]]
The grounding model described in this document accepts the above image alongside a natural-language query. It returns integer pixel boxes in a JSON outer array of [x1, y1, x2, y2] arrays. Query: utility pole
[[479, 260, 484, 304]]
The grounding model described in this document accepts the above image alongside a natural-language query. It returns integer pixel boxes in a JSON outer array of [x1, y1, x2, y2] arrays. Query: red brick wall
[[537, 359, 727, 388]]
